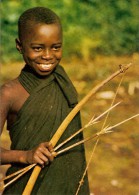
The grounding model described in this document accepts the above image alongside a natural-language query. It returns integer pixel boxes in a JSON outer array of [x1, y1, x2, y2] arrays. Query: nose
[[41, 49, 53, 60]]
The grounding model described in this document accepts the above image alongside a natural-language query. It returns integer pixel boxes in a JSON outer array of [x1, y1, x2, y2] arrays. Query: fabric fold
[[4, 64, 89, 195]]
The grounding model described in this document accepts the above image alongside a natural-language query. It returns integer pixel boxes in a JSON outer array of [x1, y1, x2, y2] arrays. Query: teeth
[[39, 64, 52, 68]]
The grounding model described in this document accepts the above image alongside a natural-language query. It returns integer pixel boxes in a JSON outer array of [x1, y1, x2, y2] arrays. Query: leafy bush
[[1, 0, 138, 62]]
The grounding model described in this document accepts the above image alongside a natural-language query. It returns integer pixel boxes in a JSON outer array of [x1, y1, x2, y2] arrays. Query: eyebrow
[[30, 42, 62, 45]]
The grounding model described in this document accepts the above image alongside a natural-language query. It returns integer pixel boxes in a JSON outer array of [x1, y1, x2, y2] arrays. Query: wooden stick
[[22, 63, 132, 195]]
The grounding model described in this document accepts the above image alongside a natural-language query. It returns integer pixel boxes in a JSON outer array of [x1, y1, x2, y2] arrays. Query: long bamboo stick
[[22, 63, 132, 195]]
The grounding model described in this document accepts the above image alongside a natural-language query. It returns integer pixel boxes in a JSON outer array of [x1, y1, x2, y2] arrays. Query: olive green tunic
[[4, 65, 90, 195]]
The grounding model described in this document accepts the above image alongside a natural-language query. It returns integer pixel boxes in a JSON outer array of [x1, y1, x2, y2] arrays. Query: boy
[[0, 7, 90, 194]]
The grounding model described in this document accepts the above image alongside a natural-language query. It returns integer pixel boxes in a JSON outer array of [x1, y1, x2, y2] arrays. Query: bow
[[15, 63, 132, 194]]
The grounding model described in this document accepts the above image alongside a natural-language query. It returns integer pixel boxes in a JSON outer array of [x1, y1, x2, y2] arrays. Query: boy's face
[[16, 22, 62, 76]]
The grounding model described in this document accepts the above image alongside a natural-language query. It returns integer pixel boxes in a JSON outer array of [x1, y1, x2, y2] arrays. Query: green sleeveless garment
[[4, 65, 90, 195]]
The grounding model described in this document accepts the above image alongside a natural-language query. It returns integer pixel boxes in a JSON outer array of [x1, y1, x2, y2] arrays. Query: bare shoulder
[[1, 78, 29, 109], [0, 77, 29, 111], [0, 78, 20, 101], [0, 78, 22, 130], [0, 78, 29, 130]]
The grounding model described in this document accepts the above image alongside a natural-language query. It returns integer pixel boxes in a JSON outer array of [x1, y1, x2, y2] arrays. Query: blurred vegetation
[[1, 0, 139, 63]]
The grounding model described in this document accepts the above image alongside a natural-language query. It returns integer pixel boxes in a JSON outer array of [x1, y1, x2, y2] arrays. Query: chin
[[36, 69, 54, 77]]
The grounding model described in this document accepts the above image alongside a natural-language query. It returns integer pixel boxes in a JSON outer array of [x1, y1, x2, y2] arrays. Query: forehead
[[20, 22, 62, 41]]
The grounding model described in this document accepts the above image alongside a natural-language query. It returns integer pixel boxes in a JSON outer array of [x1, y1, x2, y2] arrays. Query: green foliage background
[[1, 0, 139, 63]]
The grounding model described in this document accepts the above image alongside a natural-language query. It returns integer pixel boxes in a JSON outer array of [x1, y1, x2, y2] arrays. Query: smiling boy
[[0, 7, 90, 194]]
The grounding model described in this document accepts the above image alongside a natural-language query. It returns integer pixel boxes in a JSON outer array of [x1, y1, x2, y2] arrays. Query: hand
[[26, 142, 54, 167]]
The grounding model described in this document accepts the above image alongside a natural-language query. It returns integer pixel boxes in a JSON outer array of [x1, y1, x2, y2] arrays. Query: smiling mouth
[[37, 63, 54, 71], [39, 64, 53, 68]]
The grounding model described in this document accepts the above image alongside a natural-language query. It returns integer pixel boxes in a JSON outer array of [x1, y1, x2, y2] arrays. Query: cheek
[[23, 51, 40, 61], [57, 51, 62, 60]]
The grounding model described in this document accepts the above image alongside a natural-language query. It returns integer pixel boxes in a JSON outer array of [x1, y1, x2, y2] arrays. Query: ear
[[15, 38, 23, 54]]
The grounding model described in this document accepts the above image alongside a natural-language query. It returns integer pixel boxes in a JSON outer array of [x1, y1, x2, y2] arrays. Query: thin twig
[[0, 164, 36, 182], [75, 72, 126, 195], [0, 164, 36, 192], [56, 112, 139, 156], [56, 134, 98, 156], [104, 113, 139, 132], [56, 127, 113, 156], [85, 102, 121, 128], [54, 102, 121, 152], [75, 112, 139, 194], [75, 139, 99, 195]]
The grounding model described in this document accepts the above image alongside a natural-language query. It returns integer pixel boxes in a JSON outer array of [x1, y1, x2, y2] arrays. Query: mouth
[[37, 63, 54, 71]]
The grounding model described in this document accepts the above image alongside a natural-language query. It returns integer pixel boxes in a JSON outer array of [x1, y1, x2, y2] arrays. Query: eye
[[32, 47, 43, 52], [52, 45, 62, 51]]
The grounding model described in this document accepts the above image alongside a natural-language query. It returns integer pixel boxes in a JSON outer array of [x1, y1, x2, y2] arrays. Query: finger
[[33, 155, 45, 166], [48, 142, 54, 152], [34, 151, 50, 167], [36, 145, 54, 162], [42, 147, 54, 162], [38, 153, 49, 165], [44, 142, 54, 152]]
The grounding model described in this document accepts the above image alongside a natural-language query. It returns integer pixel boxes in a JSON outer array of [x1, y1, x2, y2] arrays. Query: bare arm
[[1, 143, 54, 166], [0, 82, 54, 167]]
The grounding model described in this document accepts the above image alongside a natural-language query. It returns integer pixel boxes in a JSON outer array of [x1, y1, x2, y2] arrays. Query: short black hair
[[18, 7, 61, 39]]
